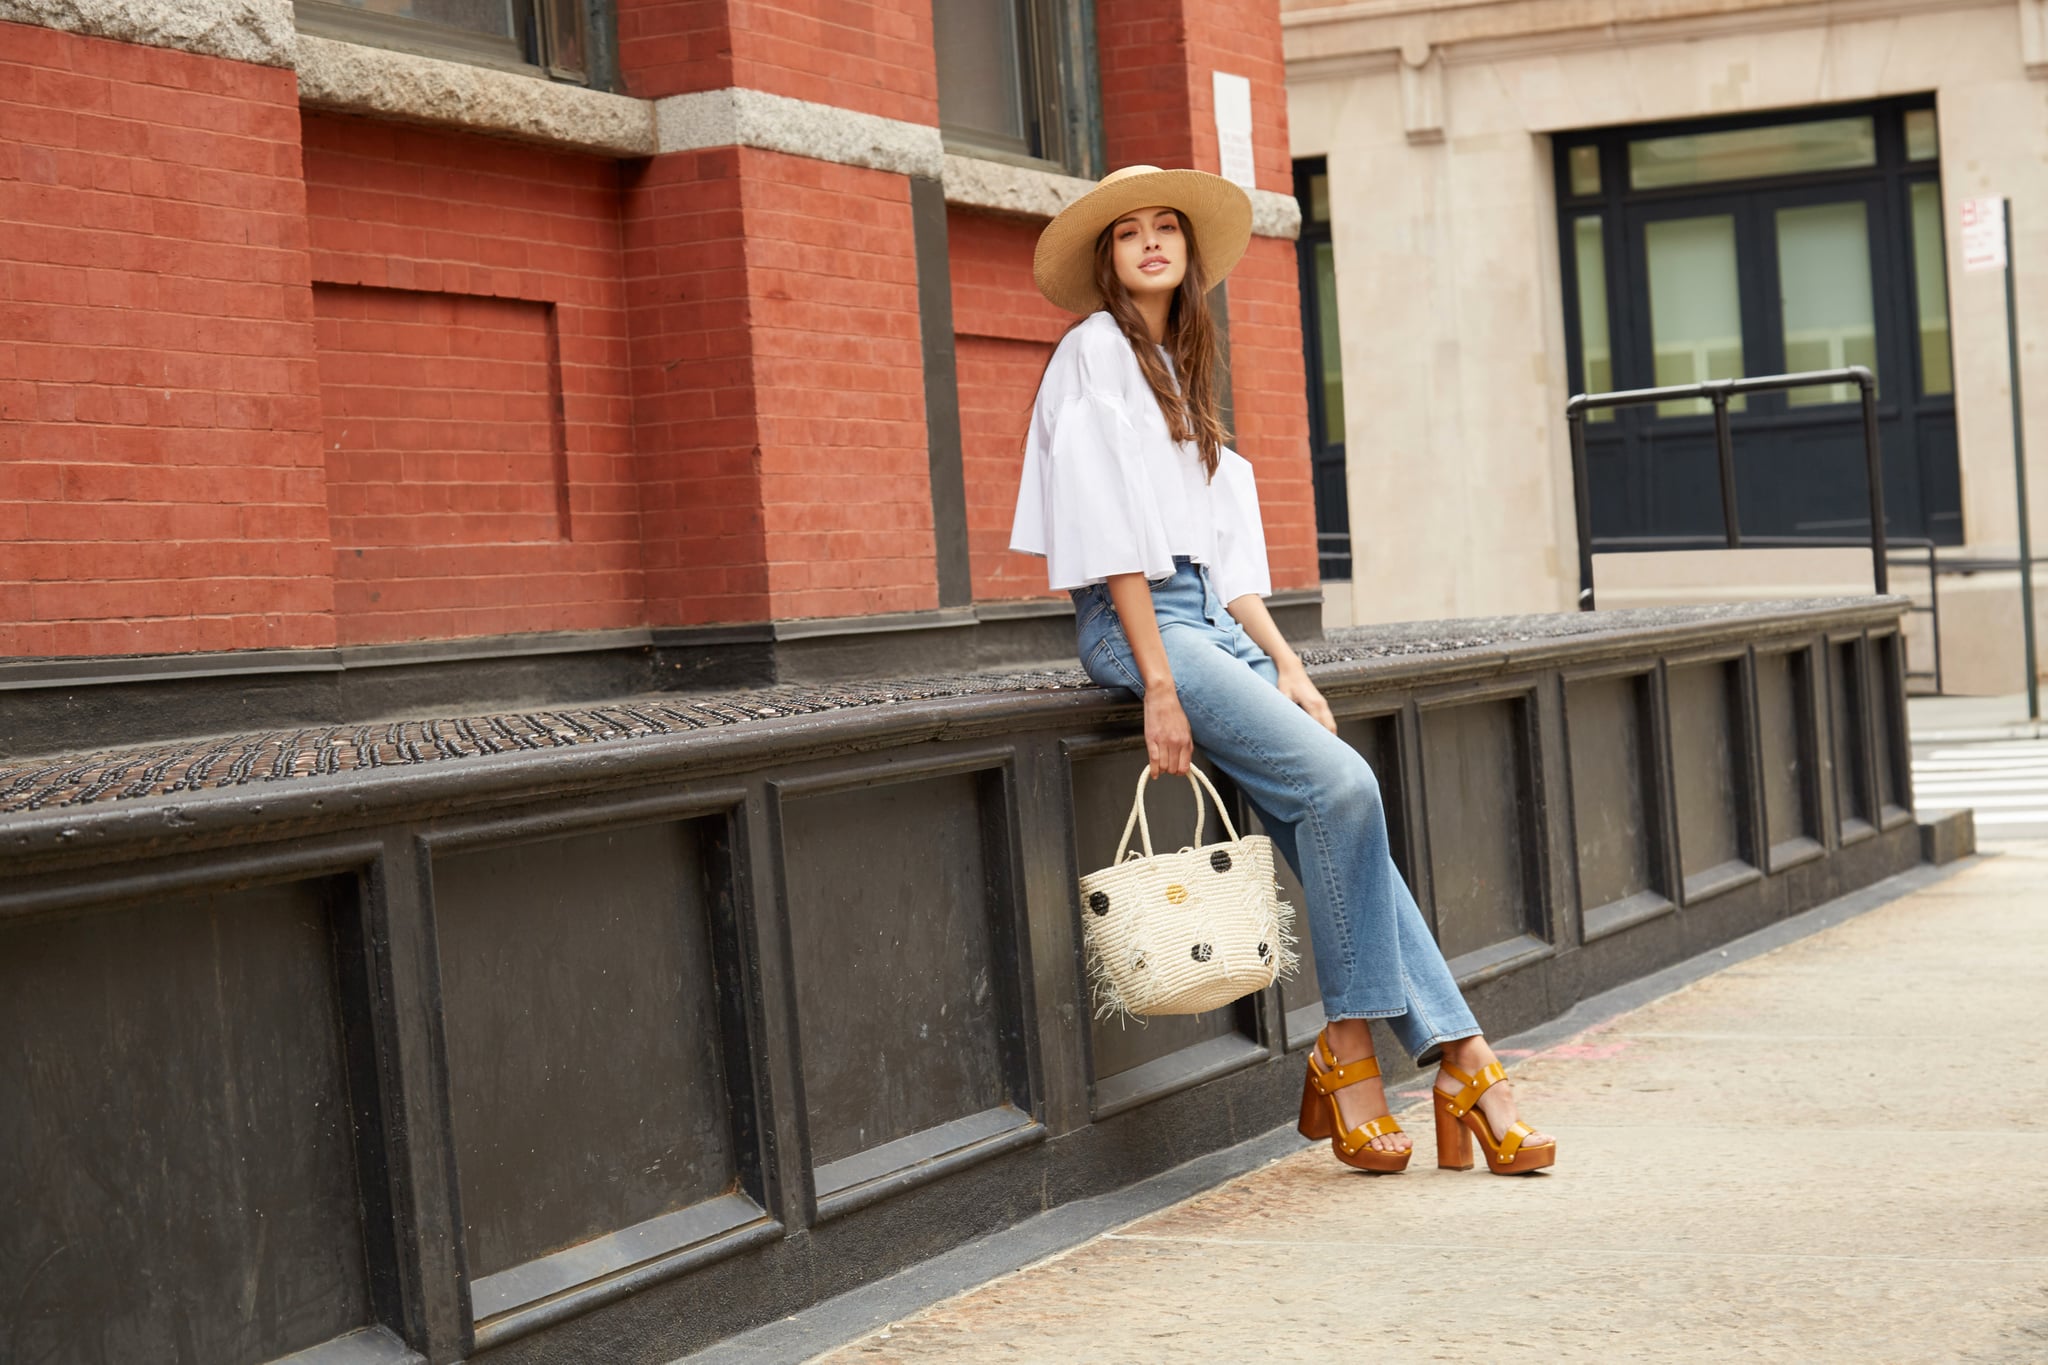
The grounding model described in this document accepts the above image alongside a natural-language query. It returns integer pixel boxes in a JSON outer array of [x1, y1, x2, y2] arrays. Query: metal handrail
[[1566, 366, 1887, 611]]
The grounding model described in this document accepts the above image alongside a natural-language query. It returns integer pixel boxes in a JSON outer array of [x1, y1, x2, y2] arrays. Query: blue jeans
[[1072, 558, 1481, 1063]]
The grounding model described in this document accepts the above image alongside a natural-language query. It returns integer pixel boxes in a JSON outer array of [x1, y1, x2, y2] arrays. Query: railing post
[[1568, 398, 1595, 611], [1854, 366, 1889, 594], [1927, 543, 1944, 695], [1709, 381, 1740, 549]]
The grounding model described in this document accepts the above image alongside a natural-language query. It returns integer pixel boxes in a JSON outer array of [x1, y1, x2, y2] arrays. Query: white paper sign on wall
[[1961, 196, 2008, 273], [1213, 71, 1255, 192]]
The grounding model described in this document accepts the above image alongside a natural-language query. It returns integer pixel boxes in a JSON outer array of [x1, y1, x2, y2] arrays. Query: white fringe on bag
[[1078, 765, 1297, 1022]]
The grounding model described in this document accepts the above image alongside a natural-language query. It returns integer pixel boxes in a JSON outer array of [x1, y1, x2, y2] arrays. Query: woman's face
[[1110, 206, 1186, 302]]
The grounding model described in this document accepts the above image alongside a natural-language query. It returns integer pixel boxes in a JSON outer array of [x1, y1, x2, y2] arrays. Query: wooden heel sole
[[1433, 1093, 1473, 1171], [1298, 1071, 1332, 1140]]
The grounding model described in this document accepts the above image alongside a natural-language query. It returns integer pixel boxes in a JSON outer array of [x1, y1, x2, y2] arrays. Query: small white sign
[[1961, 196, 2008, 273], [1213, 71, 1256, 192]]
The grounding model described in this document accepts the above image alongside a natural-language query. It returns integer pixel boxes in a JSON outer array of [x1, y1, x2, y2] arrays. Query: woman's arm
[[1105, 572, 1194, 777], [1226, 593, 1337, 734]]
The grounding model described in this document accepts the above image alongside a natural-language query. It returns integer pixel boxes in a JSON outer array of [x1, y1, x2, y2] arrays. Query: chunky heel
[[1432, 1092, 1473, 1170], [1298, 1071, 1332, 1140], [1300, 1028, 1410, 1173], [1436, 1060, 1556, 1175]]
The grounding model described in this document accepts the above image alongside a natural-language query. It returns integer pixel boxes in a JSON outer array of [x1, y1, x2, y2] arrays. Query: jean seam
[[1398, 964, 1437, 1039], [1099, 639, 1144, 693]]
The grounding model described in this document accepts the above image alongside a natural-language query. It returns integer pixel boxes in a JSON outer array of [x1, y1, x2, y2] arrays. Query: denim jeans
[[1072, 558, 1481, 1063]]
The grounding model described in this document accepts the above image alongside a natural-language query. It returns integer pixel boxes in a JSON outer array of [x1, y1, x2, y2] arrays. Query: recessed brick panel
[[317, 286, 566, 549], [949, 210, 1073, 603], [301, 115, 643, 646]]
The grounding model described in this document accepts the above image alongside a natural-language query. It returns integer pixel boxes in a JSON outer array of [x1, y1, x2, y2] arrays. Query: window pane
[[1905, 109, 1939, 162], [934, 0, 1029, 152], [1645, 215, 1747, 417], [1313, 242, 1345, 444], [1572, 217, 1614, 421], [1911, 182, 1954, 395], [1568, 145, 1601, 197], [1629, 117, 1875, 190], [546, 0, 585, 75], [1309, 173, 1330, 224], [1777, 201, 1877, 406], [327, 0, 515, 38]]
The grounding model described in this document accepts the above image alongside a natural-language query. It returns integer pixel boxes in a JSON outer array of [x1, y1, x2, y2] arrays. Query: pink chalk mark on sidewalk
[[1538, 1040, 1632, 1061]]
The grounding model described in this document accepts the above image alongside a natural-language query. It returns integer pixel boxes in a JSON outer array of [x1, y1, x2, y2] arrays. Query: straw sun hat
[[1032, 165, 1253, 315]]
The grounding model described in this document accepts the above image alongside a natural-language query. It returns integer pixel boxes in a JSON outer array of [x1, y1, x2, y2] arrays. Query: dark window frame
[[1293, 156, 1351, 582], [1556, 97, 1948, 409], [294, 0, 610, 88], [1554, 96, 1962, 548], [935, 0, 1104, 179]]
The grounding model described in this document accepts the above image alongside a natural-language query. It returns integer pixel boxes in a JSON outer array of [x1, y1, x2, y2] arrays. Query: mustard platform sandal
[[1297, 1028, 1411, 1174], [1433, 1059, 1556, 1175]]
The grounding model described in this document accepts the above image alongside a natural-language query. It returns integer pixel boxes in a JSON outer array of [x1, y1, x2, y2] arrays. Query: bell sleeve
[[1033, 387, 1179, 590], [1209, 448, 1273, 605]]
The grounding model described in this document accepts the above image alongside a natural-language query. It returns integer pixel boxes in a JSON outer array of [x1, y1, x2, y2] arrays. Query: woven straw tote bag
[[1078, 766, 1297, 1019]]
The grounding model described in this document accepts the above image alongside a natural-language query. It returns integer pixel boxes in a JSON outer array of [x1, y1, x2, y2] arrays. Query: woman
[[1011, 165, 1555, 1175]]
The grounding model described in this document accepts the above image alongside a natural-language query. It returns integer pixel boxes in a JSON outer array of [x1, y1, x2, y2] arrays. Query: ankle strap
[[1438, 1059, 1506, 1118], [1308, 1031, 1383, 1095]]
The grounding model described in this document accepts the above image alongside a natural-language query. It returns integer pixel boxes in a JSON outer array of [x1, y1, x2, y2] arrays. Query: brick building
[[0, 1, 1313, 749]]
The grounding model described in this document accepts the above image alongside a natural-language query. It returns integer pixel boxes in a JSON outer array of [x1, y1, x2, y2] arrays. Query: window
[[1293, 159, 1351, 581], [934, 0, 1099, 175], [1554, 99, 1961, 547], [295, 0, 592, 83]]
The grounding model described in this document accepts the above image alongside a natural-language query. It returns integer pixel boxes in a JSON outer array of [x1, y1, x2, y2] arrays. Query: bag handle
[[1113, 764, 1244, 862]]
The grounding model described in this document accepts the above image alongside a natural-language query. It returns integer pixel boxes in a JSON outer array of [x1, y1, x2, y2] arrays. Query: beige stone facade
[[1285, 0, 2048, 693]]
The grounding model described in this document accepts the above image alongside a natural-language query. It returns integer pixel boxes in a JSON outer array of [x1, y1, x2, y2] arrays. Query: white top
[[1008, 311, 1273, 604]]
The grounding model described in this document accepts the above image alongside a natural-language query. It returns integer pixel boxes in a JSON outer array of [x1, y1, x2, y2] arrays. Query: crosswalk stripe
[[1911, 778, 2048, 788], [1912, 757, 2048, 770], [1906, 735, 2046, 834], [1914, 794, 2048, 808]]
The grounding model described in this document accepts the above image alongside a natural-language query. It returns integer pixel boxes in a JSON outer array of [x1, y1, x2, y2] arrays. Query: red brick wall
[[1182, 0, 1293, 192], [747, 149, 934, 618], [626, 147, 933, 625], [2, 4, 1312, 660], [1226, 237, 1316, 591], [1095, 1, 1194, 172], [1096, 0, 1291, 189], [949, 212, 1071, 601], [616, 0, 937, 124], [0, 20, 334, 657], [316, 288, 566, 548], [622, 146, 769, 626], [301, 115, 643, 645]]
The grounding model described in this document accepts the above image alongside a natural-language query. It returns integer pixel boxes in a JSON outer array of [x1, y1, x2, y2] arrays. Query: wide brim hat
[[1033, 165, 1253, 316]]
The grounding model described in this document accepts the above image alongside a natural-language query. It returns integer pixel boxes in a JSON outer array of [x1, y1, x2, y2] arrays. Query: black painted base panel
[[485, 829, 1921, 1364]]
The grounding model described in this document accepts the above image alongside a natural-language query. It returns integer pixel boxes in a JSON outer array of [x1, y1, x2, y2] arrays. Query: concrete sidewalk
[[811, 845, 2048, 1363]]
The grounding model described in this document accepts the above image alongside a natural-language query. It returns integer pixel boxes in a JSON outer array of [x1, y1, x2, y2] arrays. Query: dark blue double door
[[1573, 163, 1960, 548]]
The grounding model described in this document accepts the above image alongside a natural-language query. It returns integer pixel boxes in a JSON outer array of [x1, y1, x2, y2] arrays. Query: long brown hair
[[1090, 210, 1230, 479]]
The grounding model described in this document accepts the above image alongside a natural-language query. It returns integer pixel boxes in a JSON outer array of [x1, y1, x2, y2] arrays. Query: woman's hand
[[1277, 662, 1337, 734], [1144, 683, 1194, 777]]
